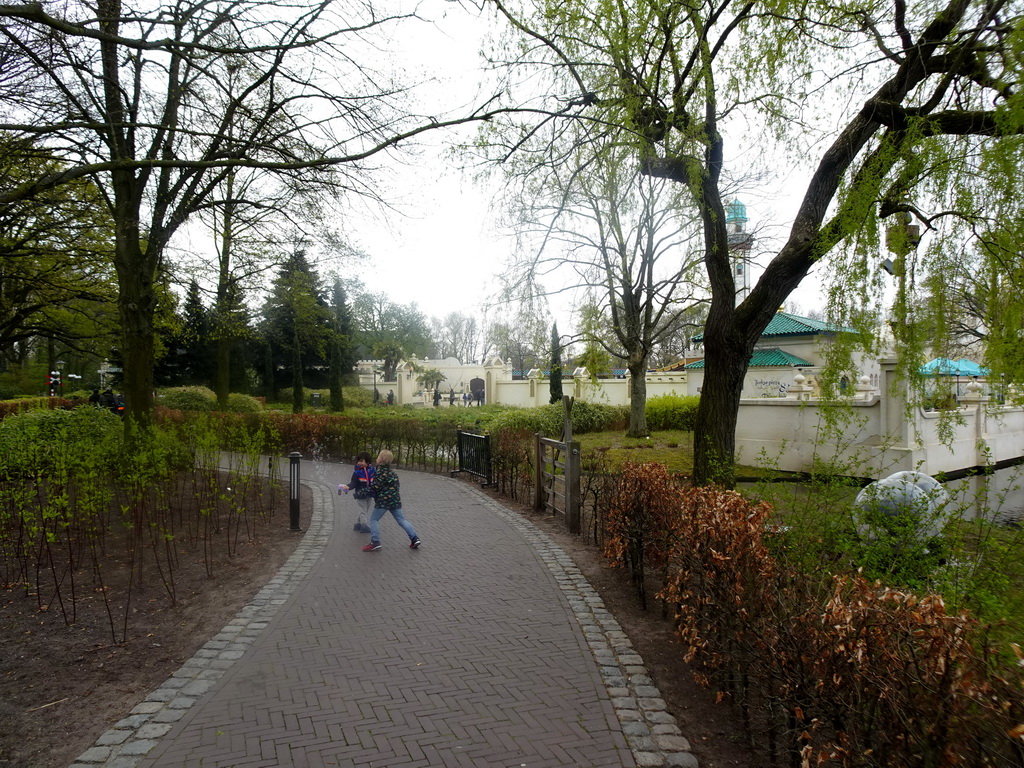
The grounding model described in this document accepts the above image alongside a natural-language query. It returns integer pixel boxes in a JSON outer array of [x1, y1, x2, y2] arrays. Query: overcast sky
[[211, 1, 829, 334], [320, 4, 513, 324]]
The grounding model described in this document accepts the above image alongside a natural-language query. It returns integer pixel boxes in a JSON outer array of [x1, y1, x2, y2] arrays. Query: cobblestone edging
[[68, 477, 698, 768], [67, 482, 333, 768], [475, 493, 700, 768]]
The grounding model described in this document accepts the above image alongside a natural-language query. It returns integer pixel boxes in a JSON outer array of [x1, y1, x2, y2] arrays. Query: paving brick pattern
[[69, 462, 698, 768]]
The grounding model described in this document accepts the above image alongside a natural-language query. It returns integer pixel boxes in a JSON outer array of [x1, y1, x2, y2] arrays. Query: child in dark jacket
[[362, 449, 421, 552], [338, 451, 374, 533]]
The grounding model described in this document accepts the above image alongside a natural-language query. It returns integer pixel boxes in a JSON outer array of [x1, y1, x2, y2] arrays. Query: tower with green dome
[[726, 198, 754, 305]]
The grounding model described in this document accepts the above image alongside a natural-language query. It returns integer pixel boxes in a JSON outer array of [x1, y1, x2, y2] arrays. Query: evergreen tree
[[181, 280, 216, 385], [260, 247, 332, 412], [548, 322, 563, 404], [329, 279, 355, 411]]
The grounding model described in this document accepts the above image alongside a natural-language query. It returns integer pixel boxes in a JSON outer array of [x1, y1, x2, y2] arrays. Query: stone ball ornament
[[853, 471, 951, 546]]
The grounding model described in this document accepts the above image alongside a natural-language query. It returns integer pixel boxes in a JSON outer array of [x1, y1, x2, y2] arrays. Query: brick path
[[69, 460, 698, 768]]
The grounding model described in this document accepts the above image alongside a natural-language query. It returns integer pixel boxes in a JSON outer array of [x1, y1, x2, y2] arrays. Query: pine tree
[[329, 279, 355, 411], [261, 247, 332, 412], [548, 322, 563, 404]]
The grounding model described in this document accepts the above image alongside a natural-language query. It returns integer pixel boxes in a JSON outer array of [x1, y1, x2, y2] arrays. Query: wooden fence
[[534, 433, 581, 534]]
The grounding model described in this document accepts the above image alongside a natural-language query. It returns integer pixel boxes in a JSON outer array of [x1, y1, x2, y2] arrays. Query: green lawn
[[575, 429, 777, 478], [575, 430, 695, 472]]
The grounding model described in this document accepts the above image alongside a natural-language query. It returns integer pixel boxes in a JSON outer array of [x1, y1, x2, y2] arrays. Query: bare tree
[[486, 301, 550, 376], [430, 311, 483, 362], [500, 136, 706, 435], [0, 0, 504, 429]]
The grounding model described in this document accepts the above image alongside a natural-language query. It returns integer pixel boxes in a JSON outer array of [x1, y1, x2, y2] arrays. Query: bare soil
[[0, 482, 312, 768], [1, 477, 757, 768]]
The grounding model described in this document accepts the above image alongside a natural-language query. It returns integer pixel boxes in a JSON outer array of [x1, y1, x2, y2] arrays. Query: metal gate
[[451, 429, 492, 486]]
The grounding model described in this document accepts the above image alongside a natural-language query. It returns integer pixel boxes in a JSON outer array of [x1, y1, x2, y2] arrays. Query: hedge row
[[0, 397, 75, 419], [153, 407, 464, 474], [603, 464, 1024, 767]]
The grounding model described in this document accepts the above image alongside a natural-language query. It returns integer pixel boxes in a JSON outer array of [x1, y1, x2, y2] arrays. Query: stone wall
[[734, 359, 1024, 481], [357, 357, 687, 408]]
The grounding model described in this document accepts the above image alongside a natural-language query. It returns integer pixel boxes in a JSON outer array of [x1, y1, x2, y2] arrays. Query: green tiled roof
[[685, 348, 812, 369], [760, 312, 855, 337], [693, 312, 856, 343]]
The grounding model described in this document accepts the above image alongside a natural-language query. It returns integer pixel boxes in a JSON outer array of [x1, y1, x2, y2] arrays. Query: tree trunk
[[263, 343, 276, 402], [291, 327, 303, 414], [329, 342, 343, 411], [692, 260, 798, 486], [692, 332, 749, 488], [101, 1, 157, 435], [626, 356, 649, 437], [113, 237, 157, 434], [214, 175, 235, 410], [215, 336, 231, 409]]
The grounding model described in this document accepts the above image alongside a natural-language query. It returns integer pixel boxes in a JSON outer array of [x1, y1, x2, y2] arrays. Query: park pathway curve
[[68, 459, 698, 768]]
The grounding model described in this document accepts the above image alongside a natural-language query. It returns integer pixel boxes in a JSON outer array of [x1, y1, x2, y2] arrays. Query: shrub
[[603, 462, 686, 608], [0, 366, 50, 398], [272, 386, 377, 410], [645, 393, 700, 431], [0, 397, 74, 419], [488, 401, 626, 439], [342, 386, 373, 409], [157, 386, 216, 411], [0, 410, 284, 645], [489, 424, 535, 501], [488, 406, 559, 437], [567, 401, 628, 433], [658, 485, 1024, 767], [225, 393, 262, 413], [0, 406, 123, 476], [923, 392, 958, 411]]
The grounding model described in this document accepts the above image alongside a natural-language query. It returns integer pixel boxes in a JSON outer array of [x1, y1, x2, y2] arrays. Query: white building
[[678, 311, 881, 399]]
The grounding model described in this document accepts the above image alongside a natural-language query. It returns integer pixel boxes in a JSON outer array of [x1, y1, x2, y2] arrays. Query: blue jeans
[[370, 506, 418, 544]]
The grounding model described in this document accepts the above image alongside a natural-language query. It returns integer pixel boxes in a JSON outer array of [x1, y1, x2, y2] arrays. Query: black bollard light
[[289, 452, 302, 531]]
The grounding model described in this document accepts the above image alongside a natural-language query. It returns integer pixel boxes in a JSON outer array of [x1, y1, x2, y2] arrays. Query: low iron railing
[[451, 429, 492, 486]]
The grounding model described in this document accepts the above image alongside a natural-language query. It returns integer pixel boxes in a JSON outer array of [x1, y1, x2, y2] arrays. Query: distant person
[[362, 450, 421, 552], [88, 389, 101, 406], [337, 451, 374, 533], [475, 389, 484, 406], [386, 389, 395, 406], [99, 389, 115, 410], [373, 388, 380, 405], [433, 388, 441, 407], [449, 388, 456, 406], [462, 391, 469, 406]]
